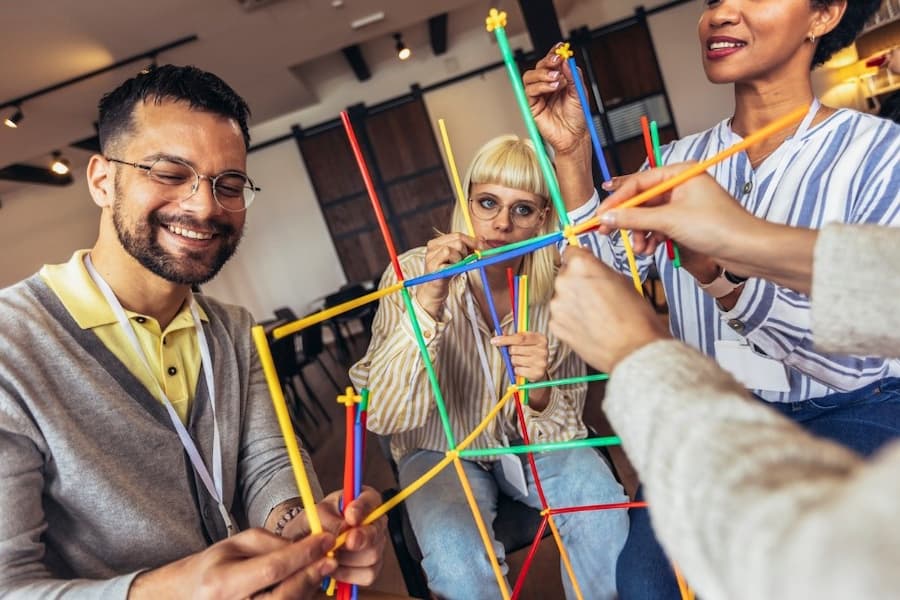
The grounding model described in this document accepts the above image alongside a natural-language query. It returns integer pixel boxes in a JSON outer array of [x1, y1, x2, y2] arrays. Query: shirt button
[[423, 330, 433, 339], [742, 181, 753, 195], [727, 319, 745, 332], [167, 366, 178, 376], [135, 316, 147, 324]]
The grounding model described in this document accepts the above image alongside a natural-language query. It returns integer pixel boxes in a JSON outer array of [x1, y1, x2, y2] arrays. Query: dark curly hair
[[812, 0, 882, 67], [98, 64, 251, 153]]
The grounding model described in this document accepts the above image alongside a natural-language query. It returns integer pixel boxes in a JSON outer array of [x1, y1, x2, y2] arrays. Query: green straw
[[459, 435, 622, 458], [477, 231, 562, 259], [649, 120, 663, 169], [517, 373, 609, 390], [492, 23, 570, 227], [359, 388, 370, 413], [400, 287, 456, 448]]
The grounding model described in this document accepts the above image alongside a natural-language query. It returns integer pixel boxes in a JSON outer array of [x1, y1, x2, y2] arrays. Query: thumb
[[599, 206, 671, 237]]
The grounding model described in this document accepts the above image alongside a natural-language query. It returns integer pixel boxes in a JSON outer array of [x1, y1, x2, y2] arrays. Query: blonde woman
[[350, 135, 627, 600]]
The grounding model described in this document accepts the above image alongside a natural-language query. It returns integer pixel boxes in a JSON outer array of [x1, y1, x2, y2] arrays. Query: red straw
[[640, 116, 657, 169], [550, 501, 648, 515], [506, 267, 516, 331], [340, 111, 404, 281], [511, 514, 549, 600]]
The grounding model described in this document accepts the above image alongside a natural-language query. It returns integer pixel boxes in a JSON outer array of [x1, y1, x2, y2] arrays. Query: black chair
[[274, 307, 344, 395], [267, 332, 323, 451], [324, 283, 377, 365]]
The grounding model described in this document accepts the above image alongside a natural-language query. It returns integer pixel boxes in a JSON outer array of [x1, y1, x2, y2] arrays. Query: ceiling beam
[[341, 45, 371, 82], [429, 13, 448, 56], [517, 0, 563, 56]]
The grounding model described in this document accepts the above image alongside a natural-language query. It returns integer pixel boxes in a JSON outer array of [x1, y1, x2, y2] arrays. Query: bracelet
[[273, 506, 304, 537]]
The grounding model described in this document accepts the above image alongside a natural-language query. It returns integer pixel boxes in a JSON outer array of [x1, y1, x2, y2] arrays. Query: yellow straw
[[456, 386, 518, 449], [251, 325, 322, 534], [674, 564, 695, 600], [272, 282, 403, 340], [453, 458, 511, 600], [547, 517, 584, 600], [516, 276, 528, 393], [620, 231, 644, 296], [438, 118, 476, 238], [574, 104, 809, 233]]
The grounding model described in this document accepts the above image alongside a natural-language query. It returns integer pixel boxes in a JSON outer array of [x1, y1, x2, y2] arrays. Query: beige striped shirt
[[349, 247, 588, 463]]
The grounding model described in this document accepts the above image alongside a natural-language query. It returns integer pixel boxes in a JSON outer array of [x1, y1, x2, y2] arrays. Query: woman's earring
[[808, 33, 816, 43]]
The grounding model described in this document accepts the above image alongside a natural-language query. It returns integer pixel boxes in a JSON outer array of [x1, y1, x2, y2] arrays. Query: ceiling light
[[394, 33, 411, 61], [4, 107, 23, 128], [50, 151, 71, 176]]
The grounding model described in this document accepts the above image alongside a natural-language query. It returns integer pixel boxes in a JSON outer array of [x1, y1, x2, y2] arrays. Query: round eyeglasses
[[106, 156, 259, 212], [469, 195, 547, 229]]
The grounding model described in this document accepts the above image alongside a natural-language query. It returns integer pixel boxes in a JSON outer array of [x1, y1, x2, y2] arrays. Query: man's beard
[[112, 190, 243, 286]]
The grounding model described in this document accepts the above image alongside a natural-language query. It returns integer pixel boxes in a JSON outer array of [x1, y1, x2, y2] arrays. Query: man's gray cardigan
[[0, 274, 322, 598]]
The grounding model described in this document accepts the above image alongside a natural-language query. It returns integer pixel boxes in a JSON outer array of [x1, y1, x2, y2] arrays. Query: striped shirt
[[349, 247, 588, 462], [571, 108, 900, 403]]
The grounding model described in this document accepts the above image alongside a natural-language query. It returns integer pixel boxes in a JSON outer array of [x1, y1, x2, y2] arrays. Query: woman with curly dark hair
[[525, 0, 898, 597]]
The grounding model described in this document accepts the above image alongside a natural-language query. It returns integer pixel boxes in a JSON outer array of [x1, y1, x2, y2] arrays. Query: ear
[[87, 155, 114, 209], [811, 0, 847, 39]]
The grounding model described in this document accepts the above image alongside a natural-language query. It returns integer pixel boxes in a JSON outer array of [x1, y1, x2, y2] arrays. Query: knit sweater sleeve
[[812, 223, 900, 356], [604, 339, 900, 600], [0, 389, 141, 598]]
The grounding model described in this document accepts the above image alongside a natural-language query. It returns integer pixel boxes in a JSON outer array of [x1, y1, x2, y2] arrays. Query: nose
[[179, 176, 222, 218], [706, 1, 740, 28], [492, 205, 513, 231]]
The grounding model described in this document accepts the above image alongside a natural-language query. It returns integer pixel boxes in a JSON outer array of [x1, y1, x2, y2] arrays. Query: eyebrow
[[472, 191, 541, 206], [139, 153, 249, 177]]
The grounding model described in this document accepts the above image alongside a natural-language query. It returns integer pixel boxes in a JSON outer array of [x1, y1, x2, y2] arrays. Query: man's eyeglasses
[[469, 195, 547, 229], [106, 156, 260, 212]]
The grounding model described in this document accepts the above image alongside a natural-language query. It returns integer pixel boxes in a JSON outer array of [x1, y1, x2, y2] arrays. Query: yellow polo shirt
[[40, 250, 207, 423]]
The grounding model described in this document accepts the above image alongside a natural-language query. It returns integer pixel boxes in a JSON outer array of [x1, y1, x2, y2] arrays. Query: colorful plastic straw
[[340, 111, 404, 281], [438, 118, 476, 238], [459, 435, 622, 458], [565, 54, 612, 182], [516, 274, 529, 405], [486, 9, 570, 227], [251, 325, 322, 534], [518, 373, 609, 389], [650, 120, 683, 268], [640, 116, 656, 169], [511, 515, 549, 600]]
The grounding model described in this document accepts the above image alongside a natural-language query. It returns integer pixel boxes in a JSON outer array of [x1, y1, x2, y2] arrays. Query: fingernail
[[600, 211, 617, 226], [601, 180, 614, 190], [551, 54, 561, 64], [319, 558, 338, 577], [549, 70, 560, 80], [550, 80, 560, 89]]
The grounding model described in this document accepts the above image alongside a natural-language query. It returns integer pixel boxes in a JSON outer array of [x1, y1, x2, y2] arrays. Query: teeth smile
[[168, 225, 213, 240], [709, 41, 745, 50]]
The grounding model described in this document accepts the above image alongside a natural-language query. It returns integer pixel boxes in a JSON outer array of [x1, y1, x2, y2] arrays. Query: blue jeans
[[615, 377, 900, 599], [399, 447, 629, 600]]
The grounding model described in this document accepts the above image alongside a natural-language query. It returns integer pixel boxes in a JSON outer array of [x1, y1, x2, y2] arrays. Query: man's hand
[[129, 529, 337, 600], [550, 247, 670, 373], [282, 487, 387, 586]]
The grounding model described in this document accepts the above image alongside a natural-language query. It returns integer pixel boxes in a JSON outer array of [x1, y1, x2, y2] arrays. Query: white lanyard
[[730, 99, 821, 221], [84, 255, 235, 536], [464, 289, 500, 402]]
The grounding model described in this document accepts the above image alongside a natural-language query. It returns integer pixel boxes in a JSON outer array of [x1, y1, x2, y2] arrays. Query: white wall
[[201, 138, 346, 321], [0, 165, 98, 287]]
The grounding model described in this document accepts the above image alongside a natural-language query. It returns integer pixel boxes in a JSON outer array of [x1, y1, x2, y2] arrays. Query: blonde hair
[[451, 134, 559, 304]]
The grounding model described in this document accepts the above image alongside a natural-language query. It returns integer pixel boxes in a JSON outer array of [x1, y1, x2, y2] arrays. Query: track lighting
[[50, 151, 71, 176], [4, 107, 23, 128], [394, 33, 411, 61]]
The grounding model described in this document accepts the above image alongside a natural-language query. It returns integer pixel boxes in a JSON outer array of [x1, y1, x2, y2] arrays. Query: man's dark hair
[[812, 0, 882, 67], [878, 90, 900, 124], [97, 65, 251, 153]]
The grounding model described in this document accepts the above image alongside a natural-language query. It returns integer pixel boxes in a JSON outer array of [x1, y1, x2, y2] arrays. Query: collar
[[40, 249, 209, 330]]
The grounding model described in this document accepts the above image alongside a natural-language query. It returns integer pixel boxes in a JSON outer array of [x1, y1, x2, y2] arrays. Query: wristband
[[273, 506, 304, 537]]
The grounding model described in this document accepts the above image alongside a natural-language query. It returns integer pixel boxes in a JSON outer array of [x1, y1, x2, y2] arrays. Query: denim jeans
[[398, 447, 629, 600], [614, 377, 900, 599]]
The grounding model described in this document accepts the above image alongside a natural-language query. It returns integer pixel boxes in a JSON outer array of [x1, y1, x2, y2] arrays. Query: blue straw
[[405, 233, 563, 288], [478, 267, 517, 384], [568, 57, 612, 183]]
